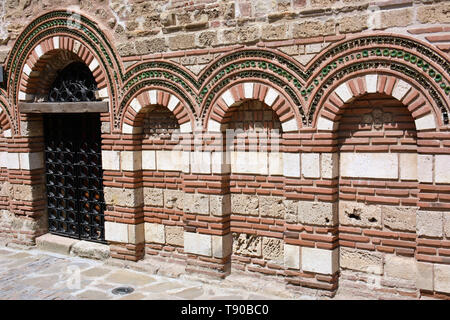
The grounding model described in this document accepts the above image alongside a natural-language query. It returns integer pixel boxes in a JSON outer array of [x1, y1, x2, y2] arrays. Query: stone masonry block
[[284, 244, 300, 270], [184, 232, 212, 256], [259, 196, 285, 218], [417, 211, 443, 238], [321, 153, 338, 179], [210, 194, 231, 216], [212, 233, 232, 258], [416, 262, 434, 292], [340, 247, 383, 275], [145, 223, 165, 244], [301, 153, 320, 178], [299, 201, 337, 226], [339, 201, 382, 229], [435, 155, 450, 184], [103, 187, 143, 208], [385, 254, 417, 281], [232, 233, 262, 257], [102, 150, 120, 171], [262, 237, 283, 263], [143, 187, 164, 207], [399, 153, 417, 181], [283, 152, 300, 177], [164, 189, 184, 210], [435, 264, 450, 294], [382, 206, 416, 232], [302, 247, 338, 275], [340, 152, 398, 179], [120, 151, 142, 171], [184, 193, 209, 215], [165, 225, 184, 247], [231, 194, 259, 216], [418, 155, 433, 183]]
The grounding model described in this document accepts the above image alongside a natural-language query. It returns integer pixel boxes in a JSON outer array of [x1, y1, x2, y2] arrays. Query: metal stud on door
[[44, 114, 105, 243]]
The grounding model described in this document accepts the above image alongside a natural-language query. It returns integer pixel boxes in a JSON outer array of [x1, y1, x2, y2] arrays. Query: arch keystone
[[365, 74, 378, 93]]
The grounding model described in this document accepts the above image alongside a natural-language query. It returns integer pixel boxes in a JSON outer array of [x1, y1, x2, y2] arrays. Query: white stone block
[[244, 82, 254, 99], [180, 122, 192, 133], [435, 155, 450, 184], [20, 152, 44, 170], [385, 254, 417, 280], [190, 151, 211, 174], [211, 151, 230, 174], [0, 152, 6, 167], [98, 87, 108, 99], [281, 118, 298, 132], [208, 119, 221, 132], [340, 152, 398, 179], [269, 152, 283, 176], [128, 223, 144, 244], [399, 153, 417, 181], [148, 90, 157, 105], [105, 221, 128, 243], [321, 153, 339, 179], [302, 153, 320, 178], [145, 223, 165, 244], [264, 88, 279, 106], [415, 113, 436, 131], [18, 91, 34, 101], [34, 44, 44, 58], [101, 150, 120, 171], [6, 152, 20, 170], [130, 98, 142, 113], [121, 151, 142, 171], [365, 74, 378, 93], [72, 40, 81, 54], [122, 123, 141, 134], [142, 150, 156, 170], [335, 83, 353, 103], [3, 129, 11, 137], [212, 234, 232, 258], [23, 64, 32, 76], [302, 247, 338, 275], [231, 151, 268, 175], [317, 116, 336, 131], [89, 58, 99, 72], [284, 244, 300, 269], [156, 150, 184, 171], [283, 152, 300, 177], [392, 79, 411, 101], [167, 95, 180, 111], [418, 155, 433, 183], [182, 151, 190, 173], [184, 232, 212, 256], [435, 264, 450, 294], [416, 262, 434, 292], [52, 36, 60, 49], [222, 90, 235, 107]]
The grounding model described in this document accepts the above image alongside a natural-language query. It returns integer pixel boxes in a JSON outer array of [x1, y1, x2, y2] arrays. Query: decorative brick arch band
[[205, 81, 300, 132], [314, 73, 440, 132], [122, 88, 194, 134], [18, 36, 109, 102]]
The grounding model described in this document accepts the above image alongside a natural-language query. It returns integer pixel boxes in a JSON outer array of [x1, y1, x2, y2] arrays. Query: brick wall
[[0, 1, 449, 299]]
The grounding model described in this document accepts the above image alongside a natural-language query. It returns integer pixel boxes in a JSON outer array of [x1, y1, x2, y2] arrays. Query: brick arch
[[18, 36, 109, 102], [204, 80, 301, 133], [121, 87, 194, 134], [0, 94, 12, 136], [313, 72, 441, 132]]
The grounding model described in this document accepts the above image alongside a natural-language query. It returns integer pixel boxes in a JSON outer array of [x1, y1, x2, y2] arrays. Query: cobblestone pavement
[[0, 245, 326, 300]]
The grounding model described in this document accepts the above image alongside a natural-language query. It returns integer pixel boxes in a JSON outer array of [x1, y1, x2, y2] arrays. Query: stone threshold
[[35, 233, 110, 260]]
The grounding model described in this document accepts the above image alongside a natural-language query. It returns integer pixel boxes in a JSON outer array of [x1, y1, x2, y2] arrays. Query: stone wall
[[0, 0, 449, 299]]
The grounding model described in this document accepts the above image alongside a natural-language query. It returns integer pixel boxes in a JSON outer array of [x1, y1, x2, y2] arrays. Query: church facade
[[0, 0, 449, 299]]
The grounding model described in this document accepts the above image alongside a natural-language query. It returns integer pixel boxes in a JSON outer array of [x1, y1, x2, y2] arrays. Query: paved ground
[[0, 245, 323, 300]]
